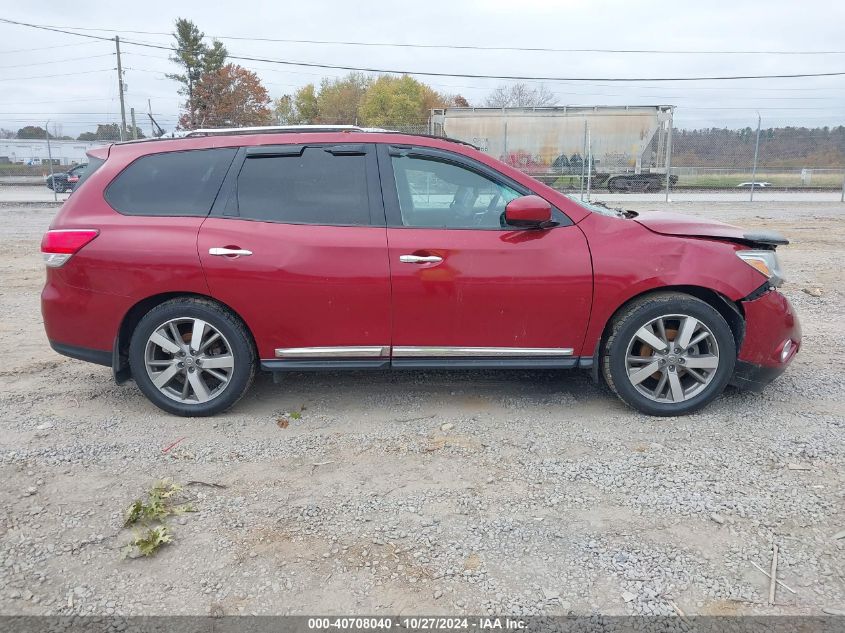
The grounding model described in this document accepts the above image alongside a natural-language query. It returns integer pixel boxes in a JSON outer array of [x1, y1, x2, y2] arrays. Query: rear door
[[197, 143, 392, 366], [379, 144, 593, 367]]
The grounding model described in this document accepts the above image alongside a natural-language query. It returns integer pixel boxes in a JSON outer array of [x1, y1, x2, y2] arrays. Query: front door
[[198, 143, 392, 366], [378, 145, 593, 367]]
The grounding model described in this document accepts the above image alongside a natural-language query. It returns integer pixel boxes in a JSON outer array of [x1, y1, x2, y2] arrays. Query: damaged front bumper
[[731, 287, 801, 392]]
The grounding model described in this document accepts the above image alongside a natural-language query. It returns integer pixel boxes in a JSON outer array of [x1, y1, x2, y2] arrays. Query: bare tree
[[484, 83, 557, 108]]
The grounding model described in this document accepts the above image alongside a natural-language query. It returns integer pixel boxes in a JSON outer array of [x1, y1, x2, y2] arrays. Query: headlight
[[737, 250, 784, 287]]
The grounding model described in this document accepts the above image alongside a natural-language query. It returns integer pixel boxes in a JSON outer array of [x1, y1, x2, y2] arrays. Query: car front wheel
[[602, 292, 736, 416], [129, 298, 256, 416]]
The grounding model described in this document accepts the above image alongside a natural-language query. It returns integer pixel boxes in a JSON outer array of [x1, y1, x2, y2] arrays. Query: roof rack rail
[[125, 125, 479, 150], [382, 131, 479, 150], [184, 125, 371, 137]]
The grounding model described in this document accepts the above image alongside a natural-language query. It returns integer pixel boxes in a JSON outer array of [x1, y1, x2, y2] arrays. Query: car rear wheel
[[129, 298, 256, 416], [602, 292, 736, 416]]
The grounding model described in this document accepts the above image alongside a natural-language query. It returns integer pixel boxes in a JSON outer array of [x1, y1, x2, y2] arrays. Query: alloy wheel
[[144, 317, 235, 404], [624, 313, 720, 403]]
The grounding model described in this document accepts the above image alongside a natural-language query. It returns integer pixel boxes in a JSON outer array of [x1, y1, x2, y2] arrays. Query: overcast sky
[[1, 0, 844, 137]]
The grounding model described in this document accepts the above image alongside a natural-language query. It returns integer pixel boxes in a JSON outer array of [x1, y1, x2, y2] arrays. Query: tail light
[[41, 229, 99, 267]]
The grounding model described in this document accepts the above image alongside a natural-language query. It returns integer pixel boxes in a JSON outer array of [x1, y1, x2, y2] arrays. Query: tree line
[[672, 127, 845, 168], [1, 123, 145, 141]]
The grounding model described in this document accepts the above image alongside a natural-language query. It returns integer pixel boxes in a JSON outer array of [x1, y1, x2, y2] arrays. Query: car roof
[[104, 128, 485, 165]]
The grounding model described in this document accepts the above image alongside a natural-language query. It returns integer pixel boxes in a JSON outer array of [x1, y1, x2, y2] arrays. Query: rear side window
[[236, 147, 370, 225], [105, 148, 236, 216]]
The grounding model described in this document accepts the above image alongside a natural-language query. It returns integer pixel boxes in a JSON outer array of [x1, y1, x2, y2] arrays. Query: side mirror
[[504, 195, 553, 228]]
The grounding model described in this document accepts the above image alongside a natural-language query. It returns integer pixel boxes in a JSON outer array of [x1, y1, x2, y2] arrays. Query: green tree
[[78, 123, 144, 141], [358, 75, 446, 127], [293, 84, 319, 124], [94, 124, 121, 141], [167, 18, 229, 128], [203, 40, 228, 73], [16, 125, 52, 139], [315, 72, 371, 124], [273, 95, 296, 124]]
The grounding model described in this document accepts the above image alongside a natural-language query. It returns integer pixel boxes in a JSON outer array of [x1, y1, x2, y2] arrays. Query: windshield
[[565, 194, 636, 218]]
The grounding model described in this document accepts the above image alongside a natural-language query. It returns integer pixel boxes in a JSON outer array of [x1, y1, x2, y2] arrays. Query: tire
[[129, 297, 256, 416], [601, 292, 736, 416]]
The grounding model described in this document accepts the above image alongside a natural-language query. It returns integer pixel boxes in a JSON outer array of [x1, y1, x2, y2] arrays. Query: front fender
[[578, 214, 765, 357]]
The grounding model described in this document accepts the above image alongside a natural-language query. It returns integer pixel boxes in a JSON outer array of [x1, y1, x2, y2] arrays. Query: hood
[[633, 211, 788, 248]]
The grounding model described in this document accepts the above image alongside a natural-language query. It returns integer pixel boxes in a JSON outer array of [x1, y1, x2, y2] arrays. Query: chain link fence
[[668, 125, 845, 196], [4, 114, 844, 199]]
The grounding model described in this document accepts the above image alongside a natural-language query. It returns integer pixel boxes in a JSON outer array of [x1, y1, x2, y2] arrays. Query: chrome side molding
[[392, 346, 574, 357], [274, 346, 574, 359], [275, 346, 389, 358]]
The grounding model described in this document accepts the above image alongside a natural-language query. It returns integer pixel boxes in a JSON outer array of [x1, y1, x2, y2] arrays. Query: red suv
[[40, 126, 801, 417]]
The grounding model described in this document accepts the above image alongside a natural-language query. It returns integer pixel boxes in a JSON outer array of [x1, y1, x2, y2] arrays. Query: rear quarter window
[[105, 148, 236, 216], [72, 157, 104, 190]]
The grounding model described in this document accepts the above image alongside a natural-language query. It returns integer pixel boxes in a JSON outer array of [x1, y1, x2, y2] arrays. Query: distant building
[[0, 138, 108, 166]]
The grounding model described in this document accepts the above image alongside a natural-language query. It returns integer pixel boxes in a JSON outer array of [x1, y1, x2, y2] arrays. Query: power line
[[125, 64, 845, 102], [0, 97, 117, 105], [0, 68, 115, 82], [0, 40, 104, 54], [0, 112, 172, 115], [0, 53, 114, 69], [3, 18, 845, 83], [8, 22, 845, 55]]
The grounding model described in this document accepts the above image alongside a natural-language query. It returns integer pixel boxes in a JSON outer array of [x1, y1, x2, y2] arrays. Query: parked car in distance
[[45, 163, 88, 193], [736, 181, 772, 188], [40, 126, 801, 417]]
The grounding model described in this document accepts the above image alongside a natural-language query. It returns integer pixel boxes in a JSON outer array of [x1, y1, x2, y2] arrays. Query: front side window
[[391, 155, 522, 229], [236, 147, 371, 226], [105, 148, 236, 216]]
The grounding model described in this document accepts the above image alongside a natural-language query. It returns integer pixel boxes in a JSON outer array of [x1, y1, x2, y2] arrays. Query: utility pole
[[114, 36, 127, 141], [586, 127, 593, 201], [750, 113, 762, 202], [664, 106, 674, 203], [579, 120, 587, 201], [148, 99, 154, 137], [45, 121, 56, 202], [130, 108, 138, 140]]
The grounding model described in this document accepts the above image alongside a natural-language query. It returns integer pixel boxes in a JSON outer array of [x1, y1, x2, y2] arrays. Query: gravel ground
[[0, 199, 843, 617]]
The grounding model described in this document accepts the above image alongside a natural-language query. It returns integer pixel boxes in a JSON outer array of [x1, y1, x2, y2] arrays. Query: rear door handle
[[209, 247, 252, 257], [399, 255, 442, 264]]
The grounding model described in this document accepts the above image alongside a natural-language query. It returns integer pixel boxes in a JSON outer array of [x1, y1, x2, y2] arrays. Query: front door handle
[[399, 254, 442, 264], [209, 247, 253, 257]]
